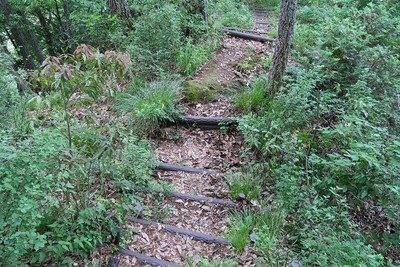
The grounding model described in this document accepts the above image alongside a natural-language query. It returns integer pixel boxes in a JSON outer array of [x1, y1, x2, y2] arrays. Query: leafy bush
[[0, 128, 153, 265], [0, 44, 157, 265], [0, 54, 25, 127], [31, 44, 132, 99]]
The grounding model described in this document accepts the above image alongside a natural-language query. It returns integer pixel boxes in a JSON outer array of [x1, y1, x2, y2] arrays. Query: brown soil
[[153, 128, 245, 172]]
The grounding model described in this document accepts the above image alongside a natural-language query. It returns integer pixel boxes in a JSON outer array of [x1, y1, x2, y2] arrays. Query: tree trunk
[[106, 0, 131, 19], [20, 13, 45, 64], [0, 0, 37, 69], [267, 0, 298, 95], [62, 0, 73, 38], [35, 9, 56, 56]]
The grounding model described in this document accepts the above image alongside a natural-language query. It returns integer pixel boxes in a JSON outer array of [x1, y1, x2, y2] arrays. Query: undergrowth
[[236, 0, 400, 265], [0, 45, 158, 265]]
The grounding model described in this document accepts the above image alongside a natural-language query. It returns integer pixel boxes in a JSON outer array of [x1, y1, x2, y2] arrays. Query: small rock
[[291, 260, 302, 267], [249, 233, 258, 242]]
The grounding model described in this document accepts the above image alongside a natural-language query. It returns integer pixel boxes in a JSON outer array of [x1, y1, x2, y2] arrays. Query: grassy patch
[[234, 75, 268, 113], [228, 172, 261, 201], [235, 56, 264, 72], [227, 208, 285, 253], [249, 0, 281, 9], [177, 36, 220, 76], [115, 80, 182, 135]]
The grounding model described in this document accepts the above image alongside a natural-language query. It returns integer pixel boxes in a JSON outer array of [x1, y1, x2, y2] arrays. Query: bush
[[0, 127, 154, 265]]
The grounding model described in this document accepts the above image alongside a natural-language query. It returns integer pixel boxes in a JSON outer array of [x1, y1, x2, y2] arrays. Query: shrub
[[0, 54, 25, 127], [0, 127, 154, 265]]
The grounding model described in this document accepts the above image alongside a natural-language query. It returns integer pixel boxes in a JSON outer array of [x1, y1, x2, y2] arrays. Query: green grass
[[228, 172, 261, 201], [227, 207, 285, 253], [177, 39, 212, 76], [249, 0, 280, 10], [115, 80, 182, 135], [235, 75, 269, 113]]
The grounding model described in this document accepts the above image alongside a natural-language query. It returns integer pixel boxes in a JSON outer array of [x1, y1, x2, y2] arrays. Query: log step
[[169, 191, 237, 208], [127, 217, 230, 245], [157, 162, 219, 175], [224, 27, 268, 35], [120, 249, 182, 267], [222, 28, 275, 43], [173, 115, 238, 129]]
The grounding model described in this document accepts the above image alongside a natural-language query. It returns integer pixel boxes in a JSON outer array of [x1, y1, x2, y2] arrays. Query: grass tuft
[[115, 80, 182, 135], [235, 75, 269, 113]]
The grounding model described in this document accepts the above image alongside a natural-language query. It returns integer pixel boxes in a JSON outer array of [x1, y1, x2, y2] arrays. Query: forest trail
[[116, 9, 274, 267]]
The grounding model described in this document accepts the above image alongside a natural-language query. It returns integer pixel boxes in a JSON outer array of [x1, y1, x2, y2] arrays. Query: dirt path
[[116, 9, 274, 267]]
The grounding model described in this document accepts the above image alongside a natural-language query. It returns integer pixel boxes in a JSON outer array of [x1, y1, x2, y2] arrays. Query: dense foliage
[[237, 0, 400, 265], [1, 0, 399, 265]]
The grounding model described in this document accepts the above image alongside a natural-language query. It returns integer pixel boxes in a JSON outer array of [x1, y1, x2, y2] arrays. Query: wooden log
[[169, 191, 237, 208], [120, 249, 182, 267], [224, 27, 268, 35], [157, 162, 219, 175], [252, 8, 271, 12], [175, 115, 237, 128], [222, 28, 275, 42], [134, 188, 236, 207], [128, 217, 230, 245]]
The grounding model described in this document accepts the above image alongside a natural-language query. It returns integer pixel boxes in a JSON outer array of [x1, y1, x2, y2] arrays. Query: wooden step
[[136, 188, 236, 207], [169, 191, 237, 208], [222, 28, 275, 42], [224, 27, 269, 35], [120, 249, 182, 267], [172, 115, 238, 129], [127, 217, 230, 245], [157, 162, 219, 175]]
